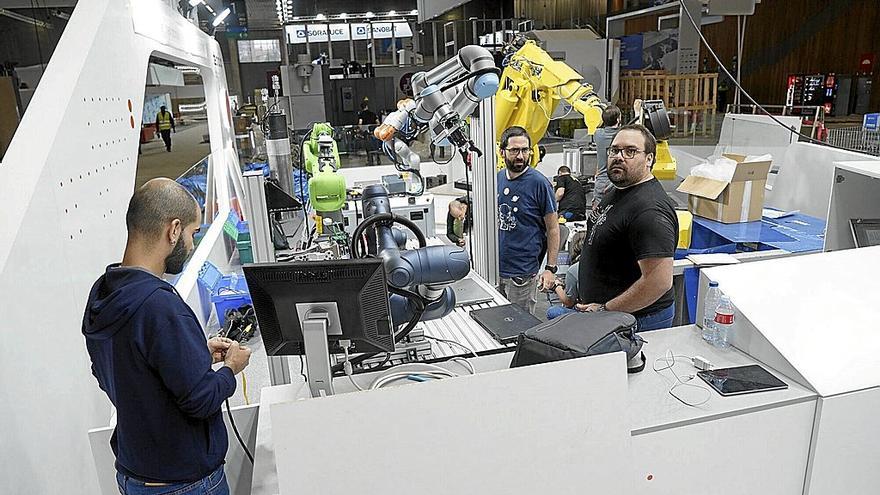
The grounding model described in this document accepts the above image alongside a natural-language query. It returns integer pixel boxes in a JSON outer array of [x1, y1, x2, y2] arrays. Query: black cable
[[372, 352, 392, 369], [430, 143, 456, 165], [298, 355, 307, 382], [349, 212, 428, 259], [385, 141, 425, 196], [224, 399, 254, 465], [677, 0, 862, 154], [462, 156, 474, 267]]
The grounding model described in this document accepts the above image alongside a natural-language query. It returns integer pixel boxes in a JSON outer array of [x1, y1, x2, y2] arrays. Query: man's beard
[[164, 240, 191, 275], [505, 157, 527, 173], [608, 158, 635, 187]]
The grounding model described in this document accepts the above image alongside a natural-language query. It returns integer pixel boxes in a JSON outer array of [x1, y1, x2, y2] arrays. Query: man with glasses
[[497, 126, 560, 316], [576, 124, 678, 331]]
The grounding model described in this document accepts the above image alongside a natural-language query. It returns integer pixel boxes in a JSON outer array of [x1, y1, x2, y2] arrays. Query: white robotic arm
[[374, 45, 500, 170]]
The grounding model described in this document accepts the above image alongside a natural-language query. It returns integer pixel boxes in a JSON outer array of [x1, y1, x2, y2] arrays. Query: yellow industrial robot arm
[[495, 38, 604, 168]]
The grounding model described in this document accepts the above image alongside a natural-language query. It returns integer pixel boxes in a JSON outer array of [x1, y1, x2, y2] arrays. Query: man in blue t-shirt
[[497, 126, 560, 315]]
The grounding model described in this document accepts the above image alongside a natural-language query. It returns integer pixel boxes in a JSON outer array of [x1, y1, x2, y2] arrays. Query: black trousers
[[160, 129, 172, 151]]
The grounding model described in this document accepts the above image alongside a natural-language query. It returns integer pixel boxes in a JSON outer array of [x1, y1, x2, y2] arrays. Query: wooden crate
[[619, 72, 718, 137]]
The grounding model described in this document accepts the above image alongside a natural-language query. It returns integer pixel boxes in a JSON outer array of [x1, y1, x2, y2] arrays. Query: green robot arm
[[302, 122, 339, 174], [303, 123, 346, 213]]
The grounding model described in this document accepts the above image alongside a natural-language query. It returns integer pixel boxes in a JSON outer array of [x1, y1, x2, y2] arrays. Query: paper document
[[763, 208, 799, 219], [686, 253, 740, 265]]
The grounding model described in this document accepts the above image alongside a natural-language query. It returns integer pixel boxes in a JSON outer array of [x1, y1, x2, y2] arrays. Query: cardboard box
[[676, 153, 772, 224]]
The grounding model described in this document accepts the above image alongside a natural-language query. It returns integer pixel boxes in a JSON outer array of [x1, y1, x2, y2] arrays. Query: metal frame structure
[[0, 1, 239, 493]]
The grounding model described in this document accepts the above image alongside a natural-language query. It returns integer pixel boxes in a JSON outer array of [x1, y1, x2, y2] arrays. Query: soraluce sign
[[285, 22, 413, 44]]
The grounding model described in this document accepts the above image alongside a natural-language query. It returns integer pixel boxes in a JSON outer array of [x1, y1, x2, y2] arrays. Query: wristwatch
[[597, 303, 607, 312], [544, 264, 558, 274]]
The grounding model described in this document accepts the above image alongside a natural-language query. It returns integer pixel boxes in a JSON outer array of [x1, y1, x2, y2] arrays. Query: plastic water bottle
[[713, 295, 735, 349], [702, 281, 721, 344]]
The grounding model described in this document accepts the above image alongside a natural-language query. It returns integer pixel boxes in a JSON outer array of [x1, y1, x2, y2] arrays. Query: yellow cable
[[242, 372, 250, 405]]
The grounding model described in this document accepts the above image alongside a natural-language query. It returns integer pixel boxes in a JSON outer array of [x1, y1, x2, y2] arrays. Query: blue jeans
[[636, 303, 675, 332], [117, 466, 229, 495], [547, 305, 577, 320], [548, 304, 674, 330]]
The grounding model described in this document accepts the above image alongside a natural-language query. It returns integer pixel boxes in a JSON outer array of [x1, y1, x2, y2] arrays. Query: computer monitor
[[851, 218, 880, 248], [242, 258, 394, 397]]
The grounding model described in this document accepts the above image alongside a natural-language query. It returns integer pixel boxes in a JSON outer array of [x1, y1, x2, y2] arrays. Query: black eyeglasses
[[607, 147, 647, 159], [505, 147, 532, 156]]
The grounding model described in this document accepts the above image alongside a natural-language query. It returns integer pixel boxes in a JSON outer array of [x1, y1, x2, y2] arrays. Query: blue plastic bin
[[197, 261, 251, 327]]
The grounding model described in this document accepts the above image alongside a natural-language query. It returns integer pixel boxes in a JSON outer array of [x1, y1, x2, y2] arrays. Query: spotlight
[[315, 13, 326, 20], [410, 9, 418, 15], [188, 0, 203, 6], [212, 7, 231, 26], [339, 13, 347, 18], [388, 10, 396, 16], [365, 11, 375, 18]]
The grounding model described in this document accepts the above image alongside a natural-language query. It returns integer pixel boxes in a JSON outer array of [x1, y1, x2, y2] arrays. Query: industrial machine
[[351, 184, 470, 329], [374, 44, 501, 186], [301, 122, 345, 233], [496, 36, 676, 178]]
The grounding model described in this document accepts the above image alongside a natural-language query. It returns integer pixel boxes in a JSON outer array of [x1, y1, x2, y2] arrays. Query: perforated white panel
[[0, 1, 238, 493]]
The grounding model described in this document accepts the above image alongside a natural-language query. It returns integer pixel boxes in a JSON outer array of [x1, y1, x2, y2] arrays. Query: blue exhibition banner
[[619, 34, 644, 70]]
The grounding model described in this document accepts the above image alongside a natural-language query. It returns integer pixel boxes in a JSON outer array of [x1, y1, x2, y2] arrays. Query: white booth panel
[[824, 161, 880, 252], [633, 399, 816, 495], [270, 353, 632, 495], [0, 1, 239, 493], [702, 247, 880, 397], [805, 387, 880, 495], [715, 113, 801, 163], [766, 142, 878, 219]]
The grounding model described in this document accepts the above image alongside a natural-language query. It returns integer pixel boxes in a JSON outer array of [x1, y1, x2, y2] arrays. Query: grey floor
[[135, 121, 211, 189]]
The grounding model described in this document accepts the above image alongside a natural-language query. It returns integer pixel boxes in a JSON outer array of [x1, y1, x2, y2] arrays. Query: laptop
[[452, 278, 495, 307], [470, 304, 542, 344]]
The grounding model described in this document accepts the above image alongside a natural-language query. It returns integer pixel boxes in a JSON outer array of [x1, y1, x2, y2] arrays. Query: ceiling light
[[188, 0, 203, 6], [365, 11, 375, 18], [388, 10, 396, 15], [211, 7, 231, 27], [315, 13, 326, 20], [293, 16, 300, 20], [410, 9, 418, 15], [339, 13, 347, 18]]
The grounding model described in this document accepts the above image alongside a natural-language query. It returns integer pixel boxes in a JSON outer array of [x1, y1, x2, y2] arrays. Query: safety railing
[[826, 127, 880, 156]]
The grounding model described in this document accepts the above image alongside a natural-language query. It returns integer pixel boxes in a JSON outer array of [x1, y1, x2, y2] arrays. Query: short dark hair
[[614, 124, 657, 165], [601, 105, 621, 127], [360, 101, 369, 110], [126, 179, 199, 239], [500, 126, 531, 149], [557, 165, 571, 174]]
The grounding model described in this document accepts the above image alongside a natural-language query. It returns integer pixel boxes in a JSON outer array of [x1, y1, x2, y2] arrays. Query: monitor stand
[[296, 303, 343, 398]]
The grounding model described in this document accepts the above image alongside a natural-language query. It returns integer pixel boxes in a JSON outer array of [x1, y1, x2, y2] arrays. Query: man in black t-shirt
[[357, 102, 378, 126], [577, 124, 678, 332], [554, 165, 587, 221]]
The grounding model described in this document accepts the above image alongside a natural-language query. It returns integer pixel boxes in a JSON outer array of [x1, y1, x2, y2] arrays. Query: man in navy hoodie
[[83, 178, 252, 494]]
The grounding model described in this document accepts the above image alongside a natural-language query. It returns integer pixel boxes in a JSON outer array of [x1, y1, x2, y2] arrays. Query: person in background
[[497, 126, 560, 316], [446, 196, 471, 246], [591, 105, 621, 208], [83, 178, 252, 495], [577, 124, 678, 332], [554, 165, 586, 221], [155, 105, 176, 152], [546, 262, 580, 319], [357, 101, 379, 126]]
